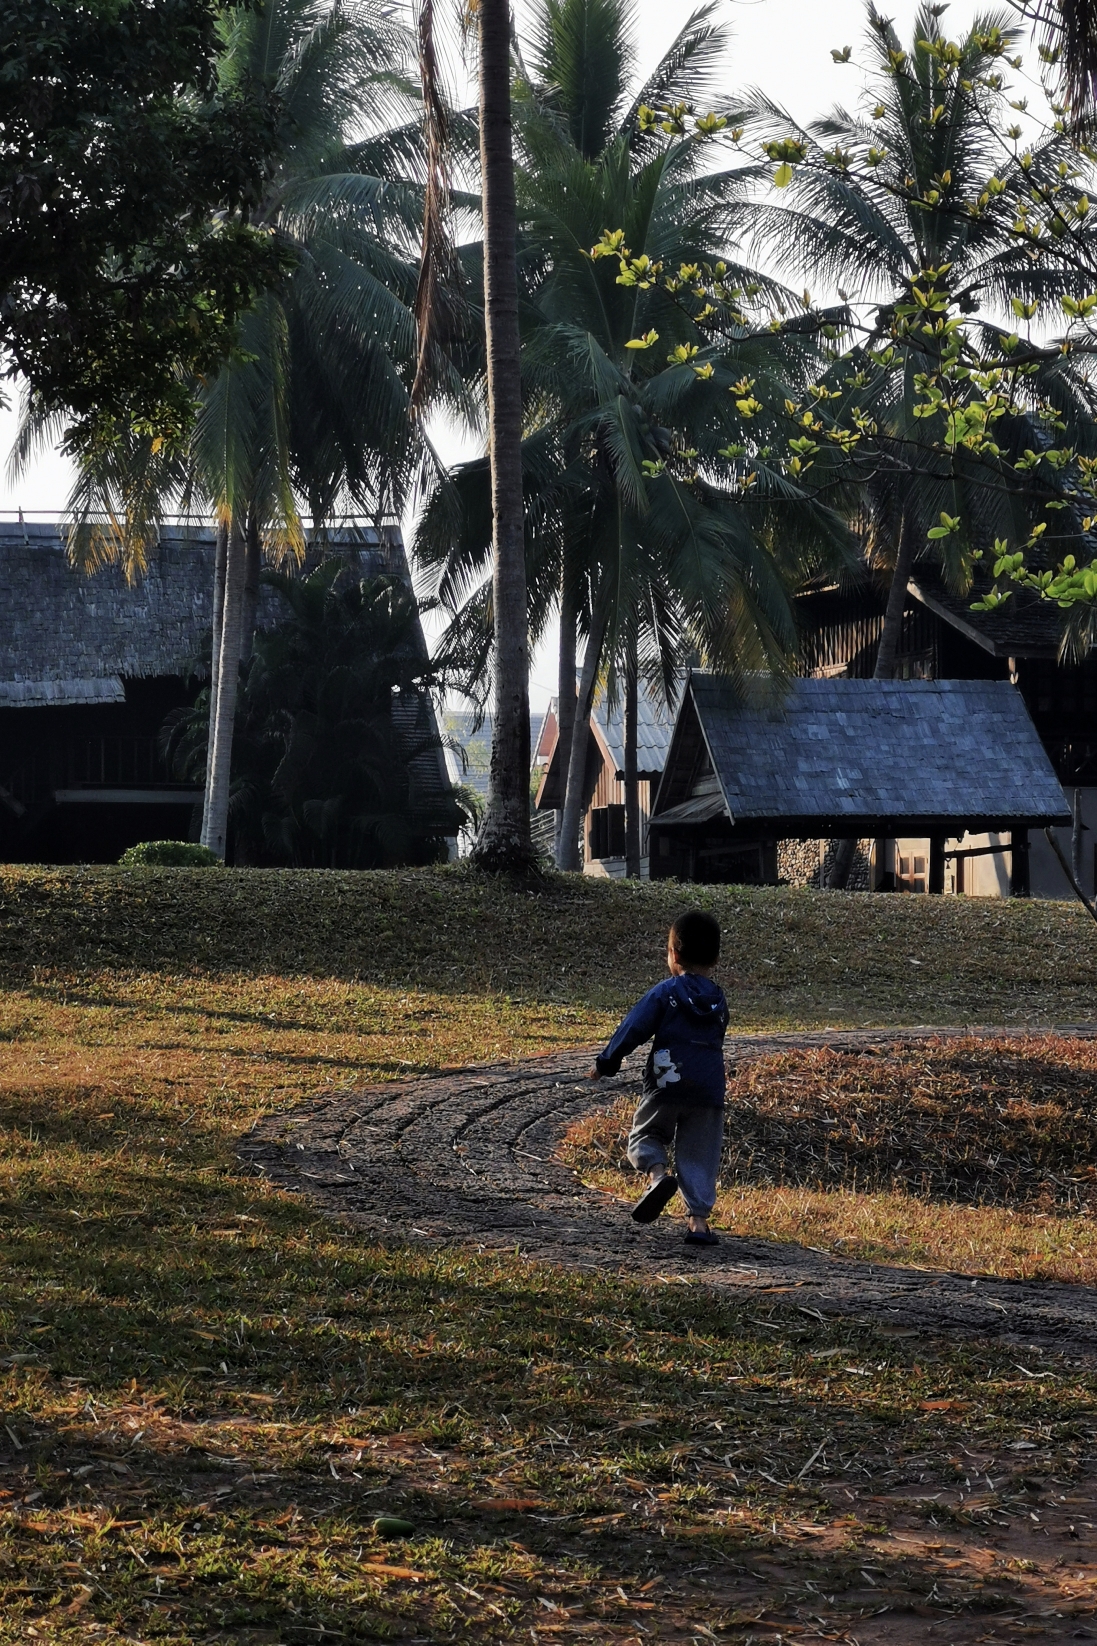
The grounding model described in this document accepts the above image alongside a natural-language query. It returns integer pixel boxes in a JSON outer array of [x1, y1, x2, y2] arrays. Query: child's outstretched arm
[[589, 987, 665, 1080]]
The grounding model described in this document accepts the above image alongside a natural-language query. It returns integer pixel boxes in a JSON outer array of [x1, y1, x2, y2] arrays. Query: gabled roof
[[796, 562, 1068, 661], [534, 677, 677, 811], [653, 674, 1069, 835], [592, 684, 677, 779], [0, 521, 407, 706], [907, 564, 1064, 660]]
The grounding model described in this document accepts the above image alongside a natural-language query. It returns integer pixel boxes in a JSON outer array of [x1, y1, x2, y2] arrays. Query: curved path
[[240, 1025, 1097, 1353]]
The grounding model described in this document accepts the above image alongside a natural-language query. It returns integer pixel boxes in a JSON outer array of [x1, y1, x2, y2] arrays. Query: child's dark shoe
[[631, 1175, 679, 1223], [684, 1227, 720, 1246]]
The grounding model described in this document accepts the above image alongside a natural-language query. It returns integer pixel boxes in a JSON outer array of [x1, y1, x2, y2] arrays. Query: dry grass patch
[[2, 864, 1097, 1024], [563, 1036, 1097, 1284], [3, 877, 1097, 1640]]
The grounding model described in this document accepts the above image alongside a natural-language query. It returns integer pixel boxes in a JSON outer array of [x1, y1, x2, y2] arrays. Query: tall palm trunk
[[242, 510, 262, 663], [554, 535, 578, 862], [873, 517, 914, 683], [828, 518, 913, 890], [471, 0, 532, 871], [624, 632, 640, 877], [202, 516, 248, 860], [558, 608, 606, 872], [201, 520, 229, 845]]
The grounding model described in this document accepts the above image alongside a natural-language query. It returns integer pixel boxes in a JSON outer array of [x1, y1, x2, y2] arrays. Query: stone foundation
[[778, 838, 874, 890]]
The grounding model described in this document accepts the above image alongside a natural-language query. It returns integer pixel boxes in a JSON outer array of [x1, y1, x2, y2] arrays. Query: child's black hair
[[669, 909, 721, 967]]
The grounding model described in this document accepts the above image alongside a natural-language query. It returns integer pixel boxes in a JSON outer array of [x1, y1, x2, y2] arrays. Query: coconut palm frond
[[622, 2, 729, 138], [412, 0, 462, 410]]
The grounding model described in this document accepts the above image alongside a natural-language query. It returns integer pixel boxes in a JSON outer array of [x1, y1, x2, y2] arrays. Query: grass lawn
[[2, 867, 1097, 1642], [564, 1036, 1097, 1286]]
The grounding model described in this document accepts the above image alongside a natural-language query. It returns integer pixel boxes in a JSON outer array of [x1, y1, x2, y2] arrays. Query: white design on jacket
[[652, 1048, 681, 1089]]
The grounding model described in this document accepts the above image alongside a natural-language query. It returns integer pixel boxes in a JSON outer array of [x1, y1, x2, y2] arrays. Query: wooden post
[[928, 833, 946, 895], [1010, 827, 1030, 897]]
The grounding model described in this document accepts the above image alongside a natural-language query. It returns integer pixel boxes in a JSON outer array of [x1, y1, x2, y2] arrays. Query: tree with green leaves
[[0, 0, 284, 444], [166, 567, 468, 867], [418, 0, 852, 873], [736, 6, 1097, 691], [45, 0, 432, 861]]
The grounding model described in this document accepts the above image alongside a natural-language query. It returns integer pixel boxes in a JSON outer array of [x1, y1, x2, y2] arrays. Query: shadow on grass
[[0, 1076, 1092, 1639], [2, 1410, 1016, 1645]]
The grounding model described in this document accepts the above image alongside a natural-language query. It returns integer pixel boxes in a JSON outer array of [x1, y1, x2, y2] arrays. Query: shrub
[[118, 841, 221, 868]]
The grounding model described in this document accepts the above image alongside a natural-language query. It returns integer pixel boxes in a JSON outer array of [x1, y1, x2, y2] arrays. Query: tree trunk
[[830, 519, 915, 889], [202, 516, 247, 861], [558, 609, 606, 872], [554, 560, 577, 863], [241, 510, 262, 664], [201, 520, 229, 844], [624, 633, 641, 877], [471, 0, 532, 872], [873, 517, 915, 683]]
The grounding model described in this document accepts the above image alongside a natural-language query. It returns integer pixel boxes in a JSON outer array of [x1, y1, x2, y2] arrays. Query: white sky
[[0, 0, 1001, 708]]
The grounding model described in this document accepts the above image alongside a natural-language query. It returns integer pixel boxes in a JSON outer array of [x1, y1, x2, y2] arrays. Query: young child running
[[590, 910, 728, 1245]]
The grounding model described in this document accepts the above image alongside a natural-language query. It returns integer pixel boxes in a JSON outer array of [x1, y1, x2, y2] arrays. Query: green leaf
[[374, 1516, 416, 1538]]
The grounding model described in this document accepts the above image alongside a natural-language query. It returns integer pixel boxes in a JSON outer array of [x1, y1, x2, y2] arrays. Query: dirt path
[[240, 1025, 1097, 1356]]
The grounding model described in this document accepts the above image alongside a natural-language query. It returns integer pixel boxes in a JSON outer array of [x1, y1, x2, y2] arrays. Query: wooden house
[[796, 567, 1091, 896], [649, 673, 1070, 890], [0, 520, 421, 864], [535, 685, 675, 875]]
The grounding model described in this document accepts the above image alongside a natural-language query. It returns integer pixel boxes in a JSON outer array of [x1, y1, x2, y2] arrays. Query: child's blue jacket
[[594, 973, 729, 1106]]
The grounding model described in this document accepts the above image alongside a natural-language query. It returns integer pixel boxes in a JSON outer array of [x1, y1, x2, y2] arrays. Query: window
[[589, 804, 625, 859], [897, 853, 927, 893]]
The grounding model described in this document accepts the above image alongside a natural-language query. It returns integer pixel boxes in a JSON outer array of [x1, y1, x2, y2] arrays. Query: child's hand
[[588, 1066, 603, 1080]]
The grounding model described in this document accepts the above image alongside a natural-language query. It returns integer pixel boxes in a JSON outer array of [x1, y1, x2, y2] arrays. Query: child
[[590, 910, 728, 1245]]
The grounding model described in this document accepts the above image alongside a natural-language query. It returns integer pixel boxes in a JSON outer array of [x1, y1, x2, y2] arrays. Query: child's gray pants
[[626, 1095, 725, 1217]]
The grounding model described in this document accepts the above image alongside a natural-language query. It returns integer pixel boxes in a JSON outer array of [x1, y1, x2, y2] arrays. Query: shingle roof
[[0, 521, 407, 705], [656, 674, 1069, 831], [592, 682, 677, 778], [443, 710, 543, 800], [908, 564, 1065, 659]]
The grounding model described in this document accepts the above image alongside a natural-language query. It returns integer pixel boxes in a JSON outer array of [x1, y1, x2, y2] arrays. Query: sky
[[0, 0, 1001, 707]]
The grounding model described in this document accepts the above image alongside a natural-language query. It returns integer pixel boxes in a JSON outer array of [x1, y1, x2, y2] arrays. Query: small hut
[[650, 673, 1069, 892], [535, 685, 675, 875]]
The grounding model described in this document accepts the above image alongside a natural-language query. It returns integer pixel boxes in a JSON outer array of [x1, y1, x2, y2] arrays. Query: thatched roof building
[[0, 521, 415, 863]]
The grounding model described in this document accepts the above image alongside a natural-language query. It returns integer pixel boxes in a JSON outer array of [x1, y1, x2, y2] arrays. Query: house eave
[[907, 577, 1060, 660]]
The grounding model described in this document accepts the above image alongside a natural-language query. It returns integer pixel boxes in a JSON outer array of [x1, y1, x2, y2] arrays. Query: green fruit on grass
[[373, 1516, 415, 1538]]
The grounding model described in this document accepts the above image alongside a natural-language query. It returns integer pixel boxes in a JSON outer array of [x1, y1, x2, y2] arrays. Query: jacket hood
[[671, 973, 724, 1021]]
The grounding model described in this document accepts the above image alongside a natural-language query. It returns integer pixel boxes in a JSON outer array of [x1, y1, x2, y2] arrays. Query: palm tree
[[50, 0, 430, 860], [473, 0, 536, 872], [745, 4, 1097, 685], [166, 566, 468, 867], [1012, 1, 1097, 122], [417, 0, 852, 872], [743, 4, 1097, 887]]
